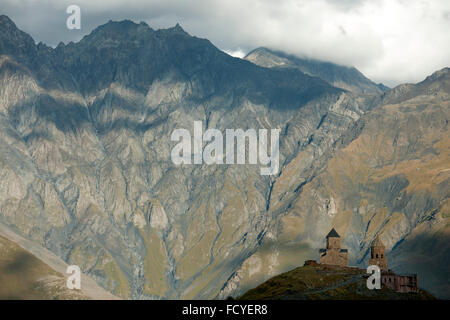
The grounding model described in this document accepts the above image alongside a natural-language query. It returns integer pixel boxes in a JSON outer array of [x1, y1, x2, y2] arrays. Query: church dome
[[372, 234, 385, 247]]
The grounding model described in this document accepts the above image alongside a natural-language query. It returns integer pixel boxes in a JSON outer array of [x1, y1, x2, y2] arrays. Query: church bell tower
[[369, 234, 387, 270]]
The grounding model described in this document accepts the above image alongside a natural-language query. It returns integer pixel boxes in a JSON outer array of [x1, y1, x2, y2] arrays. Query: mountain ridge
[[245, 47, 387, 95], [0, 222, 119, 299], [0, 15, 448, 300]]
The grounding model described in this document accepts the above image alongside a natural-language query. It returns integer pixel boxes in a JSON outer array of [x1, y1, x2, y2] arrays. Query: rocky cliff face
[[0, 15, 448, 299], [222, 68, 450, 299]]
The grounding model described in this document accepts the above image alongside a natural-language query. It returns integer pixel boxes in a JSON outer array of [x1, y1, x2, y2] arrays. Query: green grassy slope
[[238, 264, 435, 300]]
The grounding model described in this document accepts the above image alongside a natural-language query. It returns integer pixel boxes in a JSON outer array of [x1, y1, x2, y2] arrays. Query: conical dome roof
[[372, 234, 385, 247], [326, 228, 340, 238]]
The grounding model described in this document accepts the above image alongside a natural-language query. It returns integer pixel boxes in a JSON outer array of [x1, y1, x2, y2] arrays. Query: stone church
[[315, 229, 419, 293], [318, 228, 348, 267], [369, 234, 419, 293]]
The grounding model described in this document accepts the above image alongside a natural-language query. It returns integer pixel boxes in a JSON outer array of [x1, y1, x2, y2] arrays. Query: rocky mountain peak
[[421, 67, 450, 88], [0, 14, 16, 28], [0, 15, 37, 63], [81, 19, 154, 44], [428, 67, 450, 78], [245, 47, 386, 95], [383, 66, 450, 104], [84, 20, 190, 43], [168, 22, 189, 36], [0, 14, 448, 300]]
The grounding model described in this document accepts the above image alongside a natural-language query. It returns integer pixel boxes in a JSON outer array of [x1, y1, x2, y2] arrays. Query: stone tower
[[369, 234, 387, 270], [326, 228, 341, 249], [319, 228, 348, 267]]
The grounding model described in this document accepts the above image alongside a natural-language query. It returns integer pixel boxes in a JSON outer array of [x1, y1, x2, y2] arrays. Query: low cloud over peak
[[1, 0, 449, 86]]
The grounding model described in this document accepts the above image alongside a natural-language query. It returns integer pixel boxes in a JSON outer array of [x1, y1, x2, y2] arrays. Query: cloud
[[1, 0, 449, 86], [224, 49, 246, 59]]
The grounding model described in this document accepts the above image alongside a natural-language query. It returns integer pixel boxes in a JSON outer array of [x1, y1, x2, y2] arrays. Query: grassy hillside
[[0, 235, 88, 300], [238, 264, 435, 300]]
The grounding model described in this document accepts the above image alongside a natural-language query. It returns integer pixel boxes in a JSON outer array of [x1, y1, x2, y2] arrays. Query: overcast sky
[[1, 0, 449, 86]]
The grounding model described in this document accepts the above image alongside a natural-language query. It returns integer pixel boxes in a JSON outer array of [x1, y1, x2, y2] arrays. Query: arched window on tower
[[376, 254, 379, 258]]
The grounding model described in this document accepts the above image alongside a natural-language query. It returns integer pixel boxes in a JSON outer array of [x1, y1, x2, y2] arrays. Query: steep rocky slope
[[0, 15, 364, 299], [245, 47, 387, 95], [223, 68, 449, 299], [0, 15, 448, 300]]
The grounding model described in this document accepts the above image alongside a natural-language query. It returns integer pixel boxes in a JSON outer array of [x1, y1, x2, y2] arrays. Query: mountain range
[[0, 15, 448, 299]]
